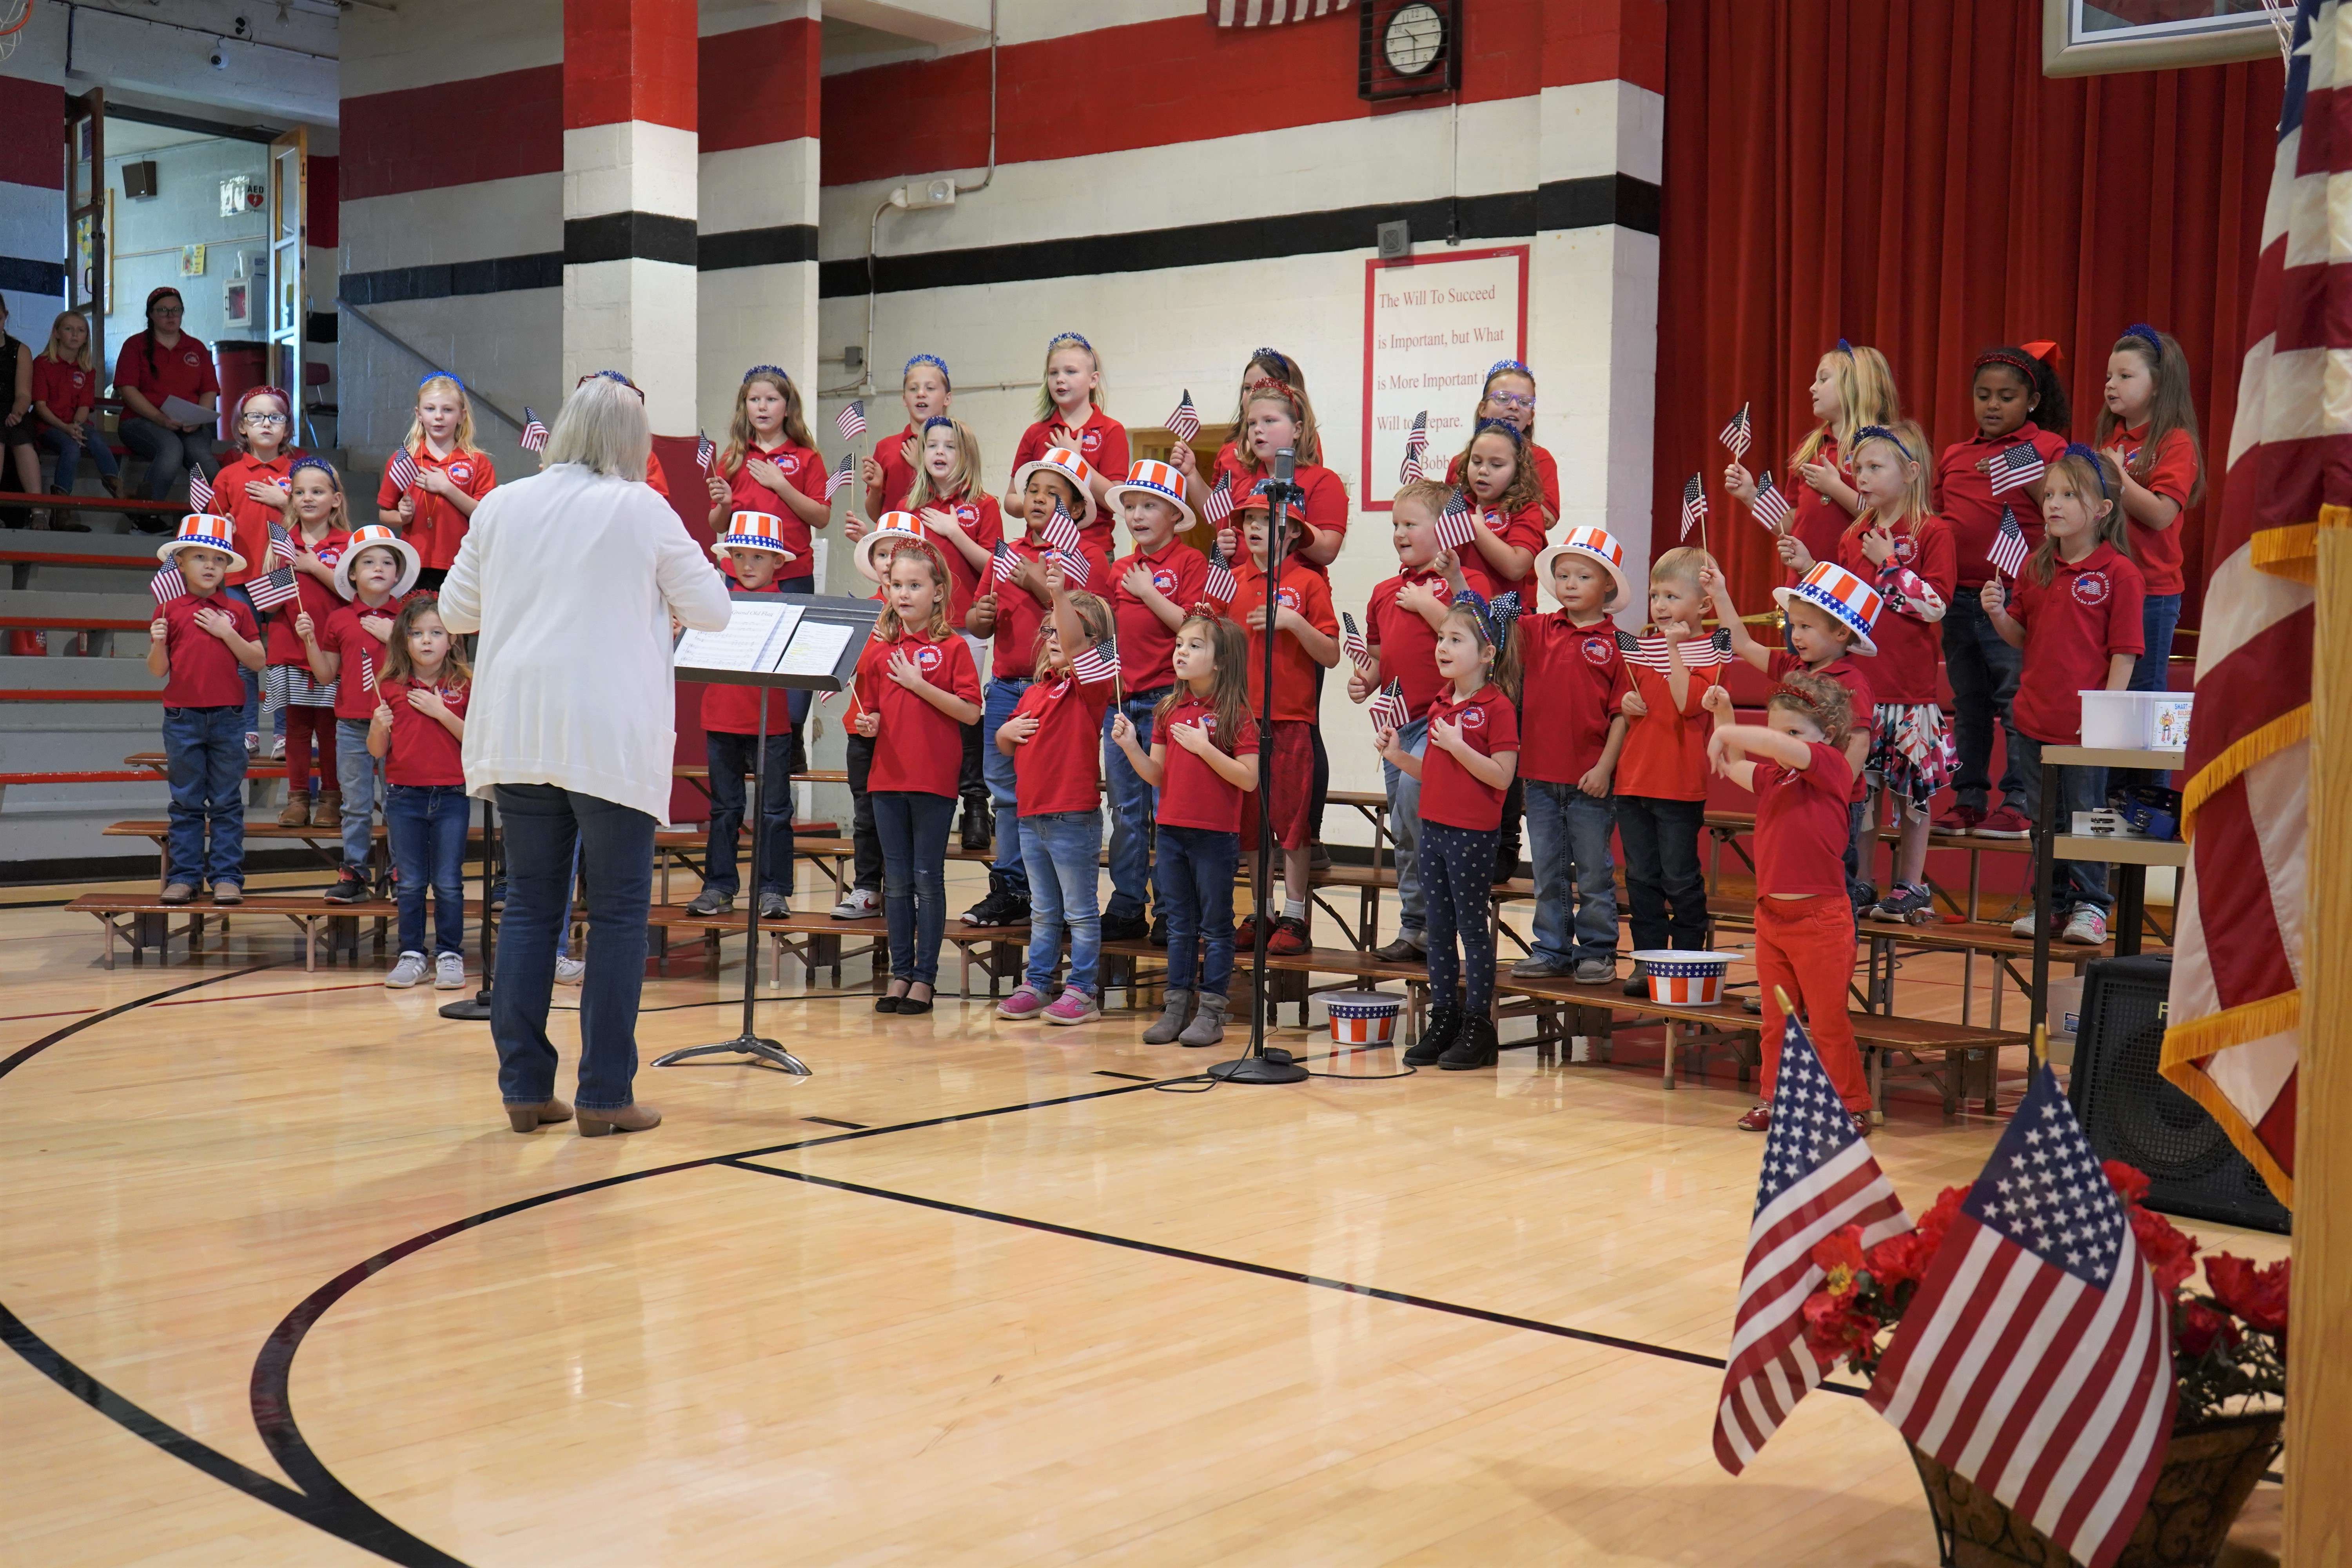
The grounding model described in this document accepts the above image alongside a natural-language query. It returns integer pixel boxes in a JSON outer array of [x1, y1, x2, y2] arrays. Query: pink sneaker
[[1042, 987, 1102, 1026], [997, 985, 1047, 1020]]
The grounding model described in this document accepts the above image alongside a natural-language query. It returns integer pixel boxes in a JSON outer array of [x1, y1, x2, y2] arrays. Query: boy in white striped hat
[[146, 515, 266, 905], [686, 512, 800, 918]]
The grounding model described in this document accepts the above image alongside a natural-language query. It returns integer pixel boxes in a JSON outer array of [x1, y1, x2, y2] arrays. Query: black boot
[[1439, 1013, 1499, 1070], [960, 869, 1026, 927], [1403, 1005, 1461, 1067], [960, 794, 993, 854]]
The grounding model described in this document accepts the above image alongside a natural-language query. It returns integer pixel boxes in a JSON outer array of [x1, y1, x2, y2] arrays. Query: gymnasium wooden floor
[[0, 867, 2289, 1566]]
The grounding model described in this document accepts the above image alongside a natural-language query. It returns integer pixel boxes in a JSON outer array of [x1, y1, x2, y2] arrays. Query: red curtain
[[1653, 0, 2281, 633]]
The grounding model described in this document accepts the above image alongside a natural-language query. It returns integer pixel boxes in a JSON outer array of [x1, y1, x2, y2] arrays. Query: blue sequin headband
[[288, 456, 337, 481], [1485, 359, 1532, 381], [2061, 441, 2112, 497], [743, 364, 792, 384], [1854, 423, 1911, 459], [1835, 338, 1855, 356], [1472, 416, 1524, 445], [1249, 347, 1294, 376], [1047, 331, 1093, 354], [419, 370, 466, 392], [922, 415, 956, 433], [903, 353, 951, 387], [2122, 322, 2164, 353]]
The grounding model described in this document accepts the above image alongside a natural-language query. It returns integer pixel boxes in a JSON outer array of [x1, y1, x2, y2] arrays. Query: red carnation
[[2206, 1253, 2290, 1335], [1812, 1225, 1866, 1301], [1865, 1228, 1927, 1290], [2102, 1160, 2151, 1204], [2178, 1301, 2242, 1358], [2131, 1206, 2201, 1297], [1913, 1183, 1969, 1260], [1800, 1292, 1881, 1372]]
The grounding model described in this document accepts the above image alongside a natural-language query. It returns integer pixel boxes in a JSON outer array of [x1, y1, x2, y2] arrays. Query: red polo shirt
[[1010, 405, 1128, 561], [113, 332, 218, 408], [1154, 690, 1258, 833], [1753, 742, 1856, 897], [321, 599, 399, 719], [1223, 459, 1349, 565], [2007, 542, 2145, 744], [1517, 612, 1625, 785], [1782, 432, 1859, 585], [159, 590, 258, 708], [853, 628, 980, 796], [1110, 537, 1209, 691], [1419, 681, 1519, 831], [209, 452, 295, 588], [378, 445, 495, 572], [2104, 422, 2200, 597], [377, 678, 470, 786], [1010, 671, 1115, 816], [722, 441, 826, 563], [1936, 423, 2067, 590], [1474, 497, 1548, 603], [911, 489, 1004, 630], [1447, 440, 1562, 520], [987, 535, 1056, 681], [1834, 516, 1953, 706], [1365, 558, 1503, 723], [1615, 634, 1732, 802], [265, 528, 349, 665], [1769, 648, 1873, 802], [31, 355, 95, 418], [872, 425, 921, 512], [1229, 554, 1334, 723]]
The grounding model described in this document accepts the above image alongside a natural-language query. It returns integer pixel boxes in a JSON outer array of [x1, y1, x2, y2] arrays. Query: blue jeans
[[874, 789, 954, 985], [703, 728, 794, 898], [385, 783, 468, 955], [982, 677, 1032, 895], [1158, 824, 1238, 996], [41, 422, 117, 489], [162, 704, 245, 886], [1379, 716, 1430, 935], [2013, 734, 2112, 914], [119, 415, 217, 506], [334, 717, 381, 870], [490, 784, 655, 1112], [1019, 809, 1102, 995], [1615, 795, 1707, 953], [1423, 819, 1499, 1016], [1524, 780, 1617, 965], [1942, 590, 2026, 814], [1102, 686, 1172, 922]]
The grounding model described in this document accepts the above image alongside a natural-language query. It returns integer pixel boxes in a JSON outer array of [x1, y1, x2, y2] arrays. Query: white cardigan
[[439, 463, 732, 822]]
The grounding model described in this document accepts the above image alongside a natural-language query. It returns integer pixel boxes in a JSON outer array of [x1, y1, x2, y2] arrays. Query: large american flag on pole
[[2160, 0, 2319, 1209], [1209, 0, 1347, 23], [1868, 1069, 2173, 1568], [1712, 1009, 1908, 1475]]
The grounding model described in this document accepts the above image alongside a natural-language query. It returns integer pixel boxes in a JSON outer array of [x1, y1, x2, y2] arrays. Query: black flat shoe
[[874, 993, 902, 1014], [896, 994, 935, 1015]]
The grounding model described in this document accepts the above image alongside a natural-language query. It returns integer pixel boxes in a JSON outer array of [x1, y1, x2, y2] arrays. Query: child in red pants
[[1702, 671, 1871, 1136]]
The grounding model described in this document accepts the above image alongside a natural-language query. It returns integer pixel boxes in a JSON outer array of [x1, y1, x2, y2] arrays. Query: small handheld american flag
[[1752, 472, 1793, 534], [1167, 389, 1200, 443], [1069, 633, 1120, 685], [1340, 611, 1376, 673], [187, 470, 214, 513], [990, 539, 1020, 586], [269, 527, 296, 566], [1049, 548, 1090, 590], [1988, 505, 2031, 578], [1043, 499, 1082, 554], [1201, 472, 1235, 527], [388, 446, 420, 495], [151, 564, 187, 605], [1679, 473, 1708, 541], [1400, 410, 1429, 483], [696, 430, 717, 474], [1369, 679, 1409, 734], [825, 450, 856, 500], [359, 650, 378, 693], [519, 406, 549, 452], [1987, 441, 2045, 496], [1203, 545, 1237, 604], [1434, 490, 1479, 552], [246, 527, 301, 611], [1719, 401, 1752, 459], [836, 400, 867, 442]]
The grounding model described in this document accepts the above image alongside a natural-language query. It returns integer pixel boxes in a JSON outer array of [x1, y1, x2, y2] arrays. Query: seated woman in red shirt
[[113, 286, 220, 521]]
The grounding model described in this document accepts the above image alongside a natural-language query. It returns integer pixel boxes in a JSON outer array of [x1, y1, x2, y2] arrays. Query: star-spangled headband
[[288, 456, 336, 481], [417, 370, 466, 392], [1249, 347, 1292, 373], [1450, 586, 1521, 646], [1241, 375, 1301, 404], [1047, 331, 1092, 353], [1485, 359, 1532, 382], [743, 364, 793, 385], [1472, 416, 1524, 446], [904, 352, 951, 385], [2122, 322, 2164, 352], [2061, 441, 2113, 496], [923, 415, 956, 434], [1853, 423, 1911, 459]]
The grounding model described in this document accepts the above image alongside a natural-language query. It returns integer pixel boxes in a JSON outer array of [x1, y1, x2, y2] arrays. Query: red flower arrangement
[[1800, 1161, 2288, 1425]]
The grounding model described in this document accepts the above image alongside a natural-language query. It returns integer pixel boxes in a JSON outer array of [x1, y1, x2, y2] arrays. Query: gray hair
[[543, 374, 650, 480]]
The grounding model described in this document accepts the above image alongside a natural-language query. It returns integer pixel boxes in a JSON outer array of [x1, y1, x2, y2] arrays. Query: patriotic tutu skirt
[[262, 661, 337, 717], [1868, 701, 1956, 816]]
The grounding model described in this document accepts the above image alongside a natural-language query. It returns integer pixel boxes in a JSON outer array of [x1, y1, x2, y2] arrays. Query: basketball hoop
[[0, 2, 33, 64]]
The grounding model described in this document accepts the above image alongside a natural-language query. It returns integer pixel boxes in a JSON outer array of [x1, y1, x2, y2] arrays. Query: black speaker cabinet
[[2067, 955, 2290, 1235]]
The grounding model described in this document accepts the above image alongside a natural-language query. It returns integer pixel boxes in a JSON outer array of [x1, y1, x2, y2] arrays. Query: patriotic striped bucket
[[1324, 991, 1403, 1047], [1630, 951, 1739, 1007]]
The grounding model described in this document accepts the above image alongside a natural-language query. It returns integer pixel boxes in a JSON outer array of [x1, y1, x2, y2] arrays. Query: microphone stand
[[1210, 446, 1309, 1085]]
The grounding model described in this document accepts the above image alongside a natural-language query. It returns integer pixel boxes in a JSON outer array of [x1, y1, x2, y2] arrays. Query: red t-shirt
[[379, 445, 495, 572], [1110, 538, 1209, 691], [910, 489, 1005, 630], [986, 535, 1056, 681], [265, 528, 350, 665], [1769, 647, 1873, 802], [1614, 633, 1731, 801], [1227, 555, 1334, 723], [158, 591, 258, 708], [1936, 423, 2067, 590], [2007, 542, 2146, 744], [1446, 440, 1562, 520], [1782, 432, 1858, 583], [320, 599, 400, 720], [1363, 558, 1505, 724], [872, 424, 921, 512], [1154, 690, 1259, 833], [209, 452, 294, 588], [114, 332, 218, 408], [1010, 671, 1115, 816], [1472, 497, 1548, 603], [377, 677, 470, 786], [701, 573, 784, 735], [1517, 612, 1625, 785], [853, 628, 980, 796], [2104, 423, 2200, 597], [31, 355, 96, 418], [1835, 515, 1953, 706], [1753, 742, 1857, 898], [644, 448, 670, 499], [722, 442, 826, 564], [1010, 406, 1128, 561], [1419, 681, 1519, 831], [1222, 459, 1349, 568]]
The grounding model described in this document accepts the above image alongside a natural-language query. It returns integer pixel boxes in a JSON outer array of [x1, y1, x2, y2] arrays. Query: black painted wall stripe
[[700, 222, 821, 272], [341, 253, 563, 306], [0, 255, 68, 296], [563, 211, 699, 268]]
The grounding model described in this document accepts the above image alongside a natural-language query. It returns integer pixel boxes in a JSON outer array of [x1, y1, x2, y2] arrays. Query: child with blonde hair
[[378, 372, 493, 591], [863, 353, 952, 514], [1725, 340, 1903, 582], [29, 309, 120, 508], [369, 596, 472, 991], [1005, 332, 1128, 555], [263, 457, 353, 826]]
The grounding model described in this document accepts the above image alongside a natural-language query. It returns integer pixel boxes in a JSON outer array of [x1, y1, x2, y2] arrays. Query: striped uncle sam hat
[[854, 510, 932, 582], [1533, 525, 1634, 612], [712, 510, 797, 564], [332, 523, 422, 601], [1772, 560, 1882, 656], [156, 512, 247, 574], [1008, 446, 1099, 526], [1103, 458, 1196, 530]]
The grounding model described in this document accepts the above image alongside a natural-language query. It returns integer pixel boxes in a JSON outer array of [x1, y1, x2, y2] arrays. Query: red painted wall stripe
[[341, 65, 562, 201], [0, 76, 63, 191], [564, 0, 698, 133], [701, 16, 821, 152], [306, 154, 339, 249]]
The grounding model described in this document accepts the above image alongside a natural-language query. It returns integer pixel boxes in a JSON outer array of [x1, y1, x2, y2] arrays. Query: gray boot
[[1142, 988, 1196, 1044], [1178, 991, 1230, 1048]]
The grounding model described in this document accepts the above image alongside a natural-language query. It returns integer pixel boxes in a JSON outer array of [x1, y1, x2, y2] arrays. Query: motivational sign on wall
[[1359, 245, 1528, 513]]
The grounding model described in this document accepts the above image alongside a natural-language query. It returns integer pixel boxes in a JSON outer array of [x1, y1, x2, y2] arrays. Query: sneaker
[[1572, 957, 1616, 986], [961, 885, 1029, 927], [210, 882, 242, 906], [160, 881, 196, 905], [268, 733, 286, 760], [2010, 912, 2043, 940], [1233, 913, 1269, 947], [385, 951, 428, 989], [245, 731, 260, 756], [996, 984, 1048, 1020], [1100, 909, 1148, 943], [758, 890, 790, 919], [1042, 987, 1102, 1026], [1869, 883, 1937, 924], [434, 952, 466, 989], [1973, 805, 2033, 839], [1266, 916, 1311, 956], [2062, 905, 2109, 946], [1849, 1110, 1873, 1140], [1735, 1104, 1771, 1132], [832, 887, 880, 919], [324, 867, 368, 905], [685, 887, 735, 916], [1374, 930, 1426, 962], [1510, 955, 1570, 980], [1309, 839, 1333, 873], [1932, 801, 1984, 835], [555, 955, 585, 986]]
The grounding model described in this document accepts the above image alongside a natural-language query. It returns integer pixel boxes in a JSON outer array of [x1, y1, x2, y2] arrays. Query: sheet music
[[674, 600, 801, 674], [770, 618, 856, 678], [160, 395, 216, 425]]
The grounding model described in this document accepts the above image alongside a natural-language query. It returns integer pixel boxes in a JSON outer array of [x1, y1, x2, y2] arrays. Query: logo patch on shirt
[[182, 352, 200, 366], [1275, 587, 1302, 611], [915, 644, 943, 670], [1459, 705, 1486, 730], [2072, 571, 2112, 607], [447, 461, 474, 486], [956, 505, 978, 524], [1150, 568, 1178, 594], [1198, 713, 1217, 733], [1080, 430, 1102, 452], [1582, 637, 1614, 667]]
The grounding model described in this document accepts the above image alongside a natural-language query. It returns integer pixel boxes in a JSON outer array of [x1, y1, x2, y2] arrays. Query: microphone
[[1274, 445, 1295, 488]]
